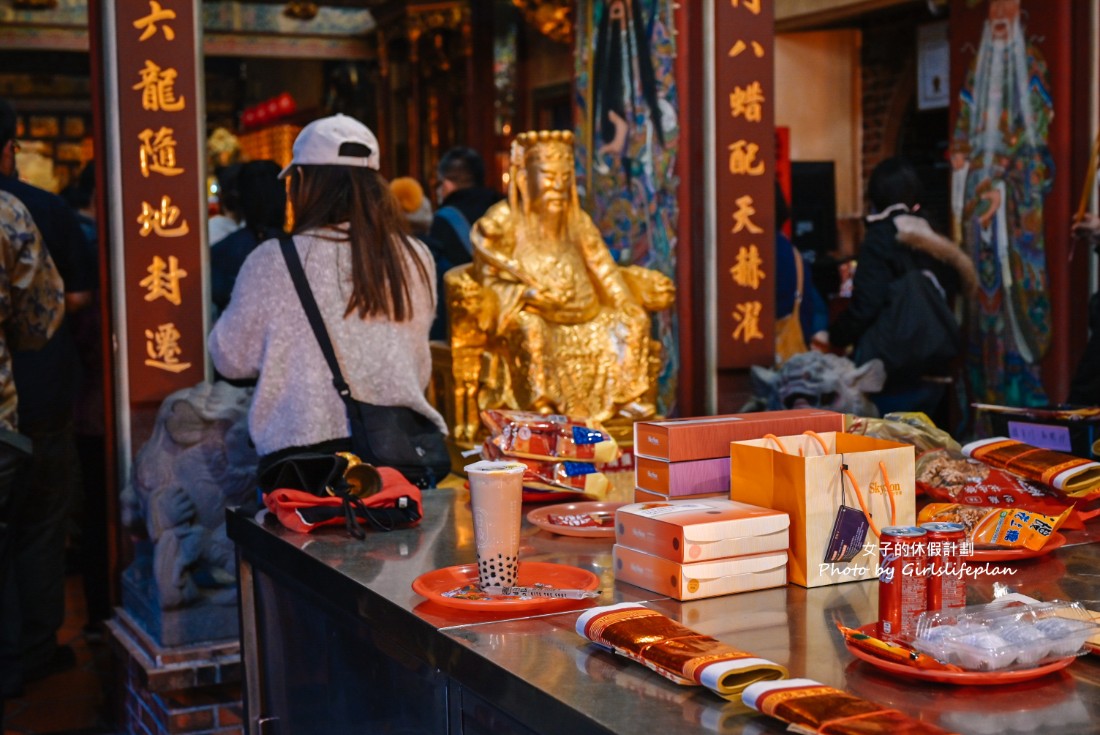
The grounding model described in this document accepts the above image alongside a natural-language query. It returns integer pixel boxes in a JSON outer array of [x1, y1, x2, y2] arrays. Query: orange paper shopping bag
[[729, 432, 915, 588]]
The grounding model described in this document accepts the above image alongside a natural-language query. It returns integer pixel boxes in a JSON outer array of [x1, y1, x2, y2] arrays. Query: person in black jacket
[[426, 147, 503, 339], [826, 157, 976, 419], [1069, 213, 1100, 406], [210, 160, 286, 314]]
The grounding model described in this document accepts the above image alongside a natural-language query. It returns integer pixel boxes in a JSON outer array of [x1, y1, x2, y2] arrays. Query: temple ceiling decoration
[[512, 0, 573, 44]]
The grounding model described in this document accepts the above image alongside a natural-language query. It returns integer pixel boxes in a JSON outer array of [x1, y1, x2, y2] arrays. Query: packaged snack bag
[[835, 623, 962, 672], [917, 503, 1071, 550], [916, 448, 1089, 530], [482, 409, 619, 464], [481, 438, 610, 498], [846, 411, 962, 454], [962, 437, 1100, 499], [576, 603, 788, 700], [743, 678, 954, 734]]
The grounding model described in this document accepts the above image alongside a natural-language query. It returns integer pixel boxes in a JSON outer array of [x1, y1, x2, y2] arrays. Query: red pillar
[[672, 0, 706, 417]]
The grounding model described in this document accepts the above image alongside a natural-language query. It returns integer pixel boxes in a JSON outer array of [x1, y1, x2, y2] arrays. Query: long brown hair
[[288, 164, 430, 322]]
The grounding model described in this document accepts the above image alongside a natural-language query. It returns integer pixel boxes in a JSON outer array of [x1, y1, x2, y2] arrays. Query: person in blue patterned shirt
[[0, 189, 65, 706], [0, 191, 64, 431], [1, 97, 95, 693]]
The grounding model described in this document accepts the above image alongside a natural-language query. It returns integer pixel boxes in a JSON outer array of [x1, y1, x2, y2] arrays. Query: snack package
[[743, 678, 955, 734], [962, 437, 1100, 499], [916, 448, 1087, 530], [917, 503, 1071, 550], [910, 596, 1098, 671], [835, 623, 963, 673], [480, 438, 610, 498], [846, 411, 962, 454], [546, 509, 615, 530], [575, 602, 788, 700], [481, 409, 619, 464]]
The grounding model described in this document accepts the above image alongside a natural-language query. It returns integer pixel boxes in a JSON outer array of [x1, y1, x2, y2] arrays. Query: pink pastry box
[[635, 455, 730, 497], [613, 545, 788, 601], [614, 498, 790, 563]]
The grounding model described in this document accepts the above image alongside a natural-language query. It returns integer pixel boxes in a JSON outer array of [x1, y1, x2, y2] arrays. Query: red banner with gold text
[[714, 0, 775, 368]]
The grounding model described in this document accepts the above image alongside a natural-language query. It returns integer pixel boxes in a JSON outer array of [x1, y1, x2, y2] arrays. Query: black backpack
[[854, 264, 962, 386]]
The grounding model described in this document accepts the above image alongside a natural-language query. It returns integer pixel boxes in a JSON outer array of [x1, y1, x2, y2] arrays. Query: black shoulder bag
[[278, 235, 452, 489]]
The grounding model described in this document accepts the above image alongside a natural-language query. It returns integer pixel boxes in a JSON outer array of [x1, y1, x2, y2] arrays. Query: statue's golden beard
[[516, 175, 577, 230]]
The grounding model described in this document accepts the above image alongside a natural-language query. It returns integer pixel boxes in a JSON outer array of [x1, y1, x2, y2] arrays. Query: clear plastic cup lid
[[464, 460, 527, 475]]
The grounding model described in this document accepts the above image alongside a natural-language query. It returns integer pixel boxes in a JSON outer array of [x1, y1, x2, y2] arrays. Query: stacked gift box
[[613, 498, 792, 600], [631, 408, 847, 503], [615, 409, 849, 600]]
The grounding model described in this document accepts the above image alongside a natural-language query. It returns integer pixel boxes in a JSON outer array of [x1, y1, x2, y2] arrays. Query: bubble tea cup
[[464, 460, 527, 590]]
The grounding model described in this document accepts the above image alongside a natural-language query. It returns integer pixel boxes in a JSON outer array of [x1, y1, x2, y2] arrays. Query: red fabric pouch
[[263, 463, 423, 536]]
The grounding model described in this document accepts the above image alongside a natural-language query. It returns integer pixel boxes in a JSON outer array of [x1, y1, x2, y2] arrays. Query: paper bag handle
[[802, 431, 829, 456], [842, 461, 897, 538], [761, 434, 791, 454], [762, 431, 829, 457]]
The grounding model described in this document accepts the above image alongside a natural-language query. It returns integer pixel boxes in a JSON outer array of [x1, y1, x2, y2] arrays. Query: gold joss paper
[[576, 603, 787, 700], [743, 680, 958, 735]]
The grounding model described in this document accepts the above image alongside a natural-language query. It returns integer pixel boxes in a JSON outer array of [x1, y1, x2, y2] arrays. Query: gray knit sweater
[[208, 228, 447, 458]]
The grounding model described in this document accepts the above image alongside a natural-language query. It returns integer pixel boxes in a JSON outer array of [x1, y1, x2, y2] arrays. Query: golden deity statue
[[445, 130, 674, 442]]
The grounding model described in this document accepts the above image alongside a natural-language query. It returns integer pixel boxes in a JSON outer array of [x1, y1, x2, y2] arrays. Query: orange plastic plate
[[412, 561, 599, 612]]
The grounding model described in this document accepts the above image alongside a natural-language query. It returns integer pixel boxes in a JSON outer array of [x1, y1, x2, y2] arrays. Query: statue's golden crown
[[511, 130, 574, 167]]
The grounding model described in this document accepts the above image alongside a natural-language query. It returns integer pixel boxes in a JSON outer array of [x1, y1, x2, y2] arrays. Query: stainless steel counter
[[228, 486, 1100, 735]]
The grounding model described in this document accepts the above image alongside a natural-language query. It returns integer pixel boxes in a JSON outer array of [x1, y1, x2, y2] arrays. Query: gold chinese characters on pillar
[[715, 0, 775, 368], [444, 130, 675, 443], [110, 0, 205, 405]]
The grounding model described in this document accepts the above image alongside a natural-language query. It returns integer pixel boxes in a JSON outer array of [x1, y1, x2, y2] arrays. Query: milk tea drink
[[464, 460, 526, 589]]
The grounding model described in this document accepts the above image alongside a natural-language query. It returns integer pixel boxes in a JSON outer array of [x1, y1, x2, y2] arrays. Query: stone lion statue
[[745, 352, 886, 418], [121, 381, 258, 609]]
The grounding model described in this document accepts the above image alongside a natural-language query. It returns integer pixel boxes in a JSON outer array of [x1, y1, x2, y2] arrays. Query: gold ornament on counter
[[335, 452, 382, 499], [445, 130, 674, 443]]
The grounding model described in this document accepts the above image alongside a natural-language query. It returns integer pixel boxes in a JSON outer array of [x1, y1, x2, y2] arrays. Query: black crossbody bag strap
[[278, 234, 446, 492], [279, 235, 371, 537], [277, 235, 355, 406]]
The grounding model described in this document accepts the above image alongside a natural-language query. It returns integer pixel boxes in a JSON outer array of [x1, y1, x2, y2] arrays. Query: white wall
[[775, 29, 863, 218]]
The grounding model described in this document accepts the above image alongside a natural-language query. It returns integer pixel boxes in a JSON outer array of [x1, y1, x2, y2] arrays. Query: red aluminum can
[[920, 521, 967, 612], [878, 526, 928, 641]]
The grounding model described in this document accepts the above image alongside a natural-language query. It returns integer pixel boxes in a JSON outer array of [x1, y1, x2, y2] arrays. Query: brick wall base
[[106, 609, 243, 735]]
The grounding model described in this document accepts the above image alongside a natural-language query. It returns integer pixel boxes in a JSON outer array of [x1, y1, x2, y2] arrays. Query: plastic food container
[[909, 597, 1098, 671]]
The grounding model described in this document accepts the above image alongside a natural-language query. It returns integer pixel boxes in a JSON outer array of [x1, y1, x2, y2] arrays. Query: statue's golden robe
[[443, 130, 674, 442], [471, 200, 655, 422]]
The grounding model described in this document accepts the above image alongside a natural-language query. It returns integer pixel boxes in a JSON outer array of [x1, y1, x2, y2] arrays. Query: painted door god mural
[[951, 0, 1054, 406]]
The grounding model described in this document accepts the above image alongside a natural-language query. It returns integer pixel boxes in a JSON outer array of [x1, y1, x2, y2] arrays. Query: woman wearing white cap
[[209, 114, 447, 475]]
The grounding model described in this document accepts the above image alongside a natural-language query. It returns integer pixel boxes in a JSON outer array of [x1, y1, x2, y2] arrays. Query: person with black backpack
[[823, 157, 976, 420]]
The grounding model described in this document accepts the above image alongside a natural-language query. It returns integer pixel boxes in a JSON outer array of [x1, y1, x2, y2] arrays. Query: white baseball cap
[[278, 114, 380, 179]]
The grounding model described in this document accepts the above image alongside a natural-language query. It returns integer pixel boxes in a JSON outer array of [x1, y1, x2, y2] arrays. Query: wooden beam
[[776, 0, 927, 32]]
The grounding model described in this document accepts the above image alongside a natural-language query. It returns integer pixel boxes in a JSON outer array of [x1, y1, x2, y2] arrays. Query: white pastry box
[[613, 545, 788, 601], [615, 498, 790, 563]]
